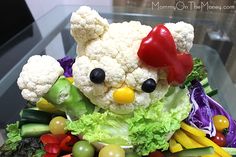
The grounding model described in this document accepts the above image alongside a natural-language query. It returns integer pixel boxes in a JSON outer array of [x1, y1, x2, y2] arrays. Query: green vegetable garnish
[[0, 122, 22, 153], [66, 87, 191, 156], [44, 76, 95, 119], [184, 58, 207, 86], [129, 87, 191, 155]]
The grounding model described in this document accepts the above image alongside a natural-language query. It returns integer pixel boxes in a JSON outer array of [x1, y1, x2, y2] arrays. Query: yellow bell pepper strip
[[113, 87, 135, 104], [174, 130, 221, 157], [173, 129, 203, 149], [186, 132, 232, 157], [169, 138, 183, 153], [36, 98, 60, 113], [181, 122, 206, 137], [66, 77, 74, 84]]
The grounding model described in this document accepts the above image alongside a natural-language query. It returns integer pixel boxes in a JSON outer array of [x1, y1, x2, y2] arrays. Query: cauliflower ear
[[70, 6, 109, 54], [17, 55, 64, 102], [164, 21, 194, 52]]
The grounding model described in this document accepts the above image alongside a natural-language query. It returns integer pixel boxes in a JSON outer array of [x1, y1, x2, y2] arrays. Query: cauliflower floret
[[73, 56, 125, 94], [150, 79, 169, 103], [85, 39, 119, 60], [165, 21, 194, 52], [83, 21, 152, 73], [70, 6, 109, 46], [72, 56, 108, 97], [17, 55, 64, 102], [126, 67, 157, 91], [99, 56, 125, 88], [134, 92, 151, 108]]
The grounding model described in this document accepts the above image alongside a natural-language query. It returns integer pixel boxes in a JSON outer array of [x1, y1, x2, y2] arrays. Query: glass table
[[0, 5, 235, 142]]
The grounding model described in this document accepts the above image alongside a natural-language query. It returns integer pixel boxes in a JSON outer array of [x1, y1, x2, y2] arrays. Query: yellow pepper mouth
[[113, 87, 135, 104]]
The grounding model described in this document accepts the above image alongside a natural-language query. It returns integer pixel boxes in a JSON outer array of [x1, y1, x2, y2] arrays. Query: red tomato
[[148, 150, 165, 157], [210, 131, 226, 147]]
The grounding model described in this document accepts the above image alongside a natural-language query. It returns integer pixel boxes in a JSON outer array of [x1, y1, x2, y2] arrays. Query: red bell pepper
[[60, 134, 78, 152], [43, 153, 58, 157], [44, 143, 61, 154], [137, 24, 193, 85], [40, 133, 79, 156], [40, 134, 60, 145]]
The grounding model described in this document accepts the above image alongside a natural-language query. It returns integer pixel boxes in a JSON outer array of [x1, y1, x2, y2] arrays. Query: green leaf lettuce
[[66, 87, 191, 155]]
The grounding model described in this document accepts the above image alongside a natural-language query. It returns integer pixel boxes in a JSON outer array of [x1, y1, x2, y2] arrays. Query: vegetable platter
[[1, 6, 236, 157]]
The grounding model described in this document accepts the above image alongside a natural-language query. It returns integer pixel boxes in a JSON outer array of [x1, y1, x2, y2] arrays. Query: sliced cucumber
[[21, 109, 53, 124], [167, 147, 214, 157], [222, 147, 236, 155], [21, 123, 50, 137]]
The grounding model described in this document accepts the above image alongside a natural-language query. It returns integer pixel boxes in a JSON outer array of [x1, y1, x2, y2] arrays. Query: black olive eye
[[141, 78, 157, 93], [90, 68, 105, 84]]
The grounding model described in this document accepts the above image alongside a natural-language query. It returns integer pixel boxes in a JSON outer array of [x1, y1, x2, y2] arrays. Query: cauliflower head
[[71, 6, 193, 114], [17, 55, 64, 102]]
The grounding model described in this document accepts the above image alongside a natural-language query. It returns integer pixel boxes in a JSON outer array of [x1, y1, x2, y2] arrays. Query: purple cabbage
[[57, 56, 75, 77], [186, 80, 236, 147], [186, 80, 216, 136]]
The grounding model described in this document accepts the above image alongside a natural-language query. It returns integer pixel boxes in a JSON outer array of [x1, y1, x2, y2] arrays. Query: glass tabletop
[[0, 5, 236, 128]]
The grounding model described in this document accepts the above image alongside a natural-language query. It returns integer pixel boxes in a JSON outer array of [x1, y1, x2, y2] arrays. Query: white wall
[[25, 0, 112, 20]]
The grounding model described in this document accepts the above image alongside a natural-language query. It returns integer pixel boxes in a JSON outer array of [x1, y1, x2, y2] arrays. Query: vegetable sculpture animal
[[17, 6, 195, 155], [71, 6, 194, 114]]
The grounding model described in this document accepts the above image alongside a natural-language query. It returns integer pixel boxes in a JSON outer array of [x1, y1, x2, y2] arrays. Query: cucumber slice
[[21, 123, 50, 137], [172, 147, 214, 157], [21, 109, 53, 124], [222, 147, 236, 155]]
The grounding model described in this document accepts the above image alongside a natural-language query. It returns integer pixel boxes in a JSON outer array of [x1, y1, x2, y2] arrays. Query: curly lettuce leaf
[[66, 112, 132, 145], [184, 58, 207, 86], [129, 87, 191, 155], [0, 122, 22, 153], [66, 87, 191, 155]]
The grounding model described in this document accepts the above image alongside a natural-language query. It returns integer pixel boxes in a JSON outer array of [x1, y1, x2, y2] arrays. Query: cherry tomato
[[210, 131, 226, 147], [72, 141, 95, 157], [213, 115, 229, 132], [49, 116, 67, 134], [99, 144, 125, 157]]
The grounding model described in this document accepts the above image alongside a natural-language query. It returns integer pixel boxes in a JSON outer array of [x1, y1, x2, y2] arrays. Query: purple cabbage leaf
[[57, 56, 75, 77], [186, 80, 236, 147]]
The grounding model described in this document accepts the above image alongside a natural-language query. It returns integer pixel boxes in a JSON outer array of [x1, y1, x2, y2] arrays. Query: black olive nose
[[90, 68, 105, 84], [141, 78, 157, 93]]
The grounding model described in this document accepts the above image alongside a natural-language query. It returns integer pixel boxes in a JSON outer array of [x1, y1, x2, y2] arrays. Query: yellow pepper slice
[[36, 98, 59, 113], [169, 138, 183, 153], [173, 129, 203, 149], [113, 87, 135, 104], [186, 132, 232, 157], [66, 77, 74, 84], [181, 122, 206, 137]]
